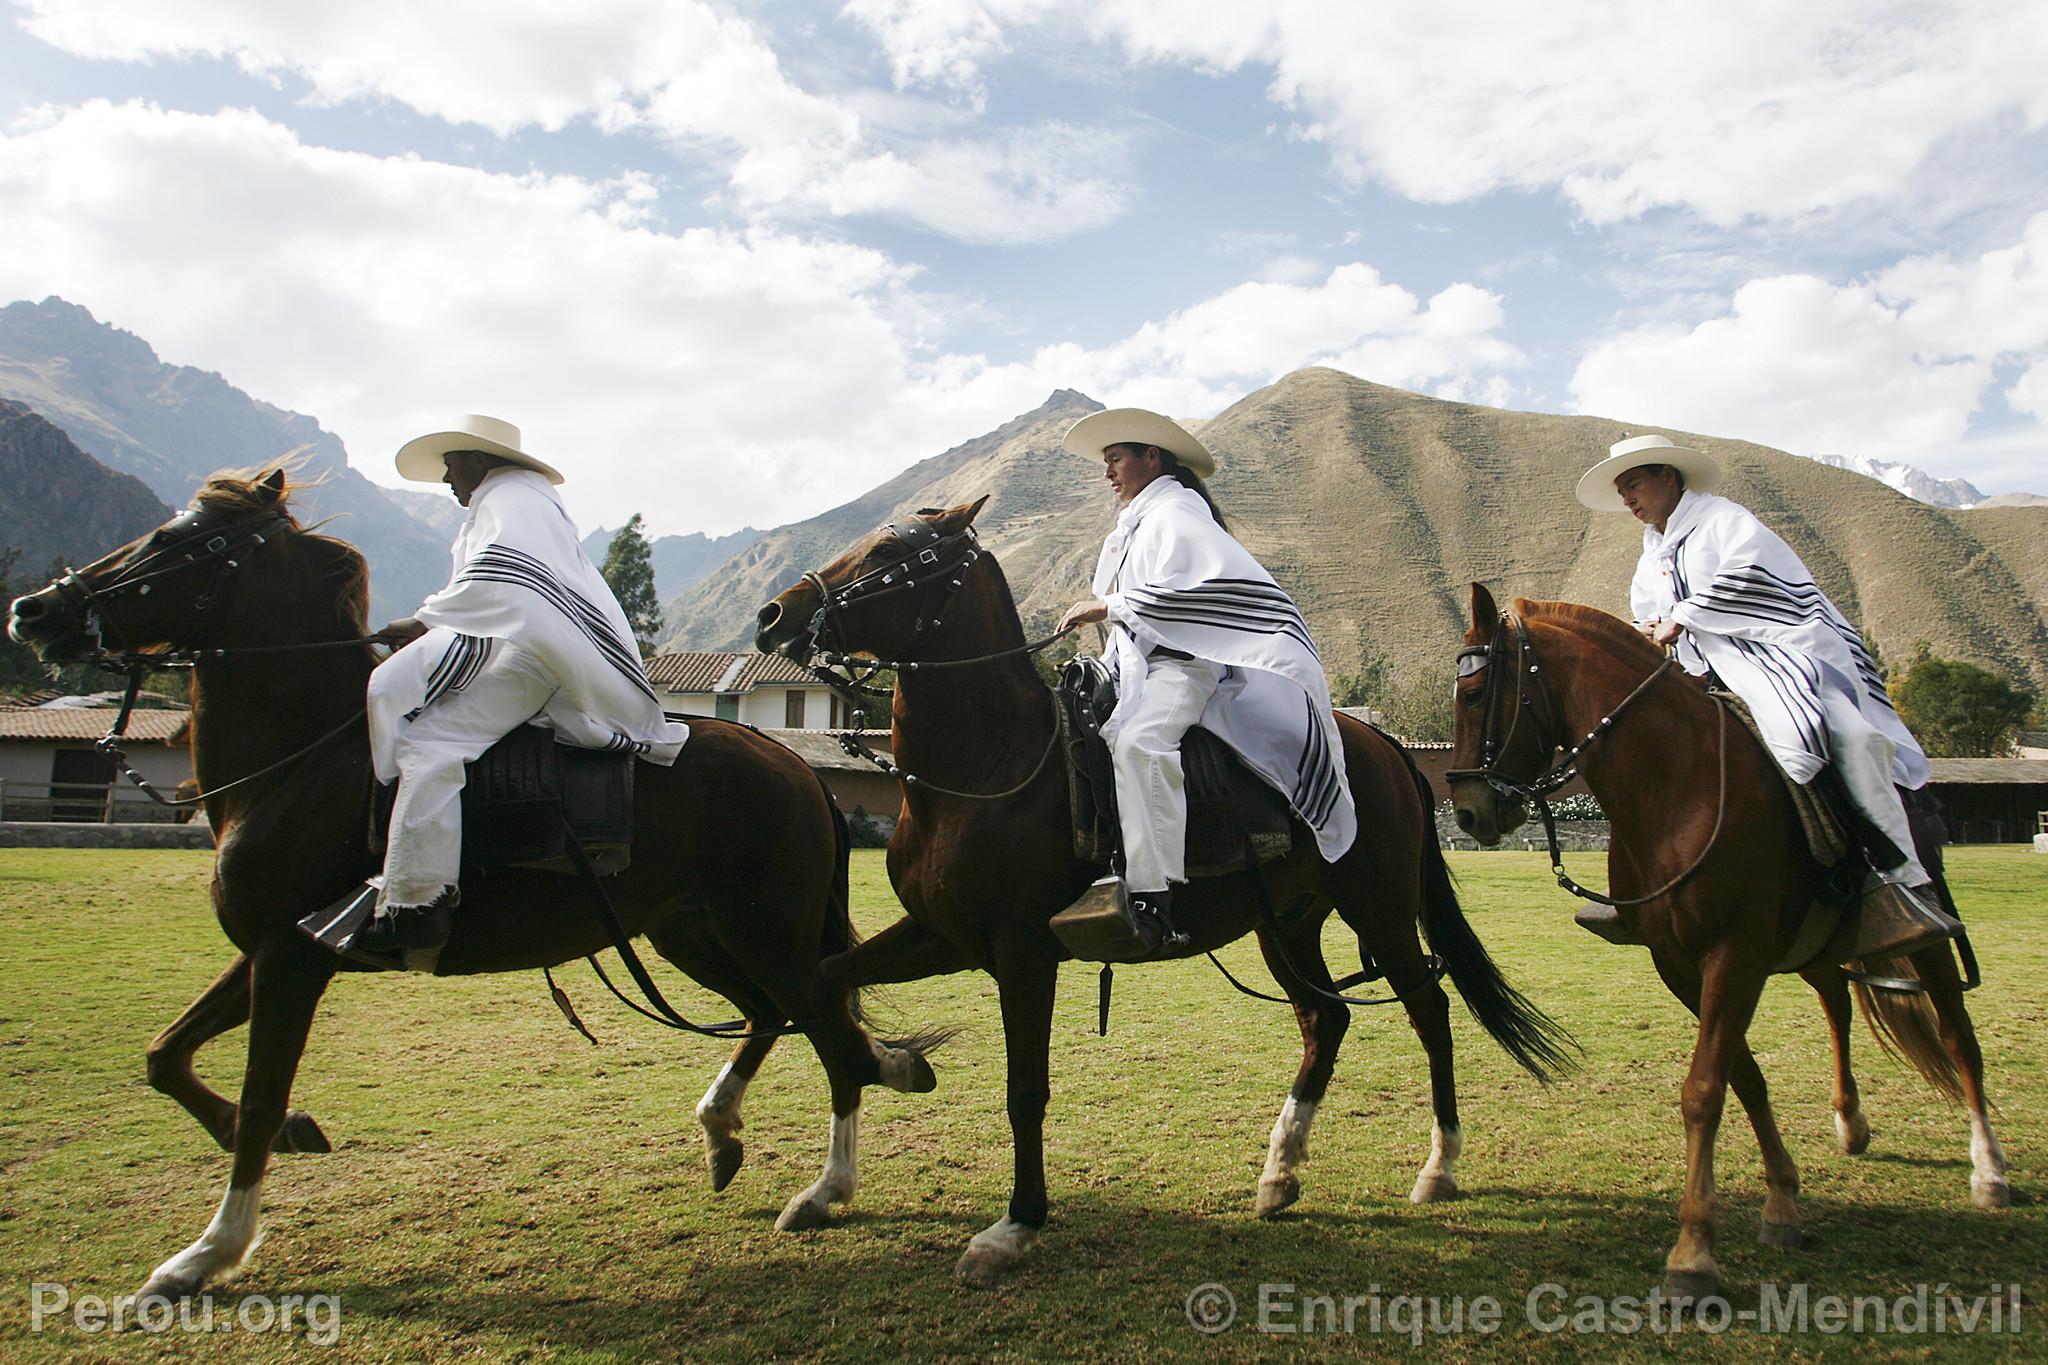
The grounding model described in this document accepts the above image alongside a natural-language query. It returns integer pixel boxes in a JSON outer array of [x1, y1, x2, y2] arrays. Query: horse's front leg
[[145, 954, 332, 1154], [956, 945, 1057, 1285], [136, 937, 335, 1299], [1654, 945, 1767, 1303]]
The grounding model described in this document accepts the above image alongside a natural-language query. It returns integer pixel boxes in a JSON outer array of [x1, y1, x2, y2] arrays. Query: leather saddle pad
[[1058, 655, 1294, 878], [372, 723, 635, 877]]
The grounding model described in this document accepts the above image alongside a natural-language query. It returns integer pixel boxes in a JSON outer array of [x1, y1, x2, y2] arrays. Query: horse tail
[[820, 781, 859, 960], [1853, 962, 1966, 1104], [1399, 743, 1581, 1083]]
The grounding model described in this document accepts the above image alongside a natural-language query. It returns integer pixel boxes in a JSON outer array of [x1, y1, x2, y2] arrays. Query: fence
[[0, 779, 195, 825]]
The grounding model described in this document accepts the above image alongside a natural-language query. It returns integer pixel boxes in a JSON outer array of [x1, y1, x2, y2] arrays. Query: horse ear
[[1469, 581, 1497, 630], [932, 495, 990, 532], [260, 468, 286, 501]]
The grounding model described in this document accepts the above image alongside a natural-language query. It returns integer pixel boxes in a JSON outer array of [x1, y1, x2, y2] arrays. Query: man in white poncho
[[351, 414, 687, 955], [1577, 432, 1959, 961], [1052, 408, 1356, 956]]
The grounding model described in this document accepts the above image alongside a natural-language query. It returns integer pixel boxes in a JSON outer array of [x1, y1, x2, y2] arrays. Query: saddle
[[1057, 654, 1294, 877], [371, 723, 636, 878]]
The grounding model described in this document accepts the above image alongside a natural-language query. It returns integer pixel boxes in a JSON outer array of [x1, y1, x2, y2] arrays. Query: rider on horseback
[[1053, 409, 1356, 957], [1576, 432, 1961, 961], [350, 415, 688, 956]]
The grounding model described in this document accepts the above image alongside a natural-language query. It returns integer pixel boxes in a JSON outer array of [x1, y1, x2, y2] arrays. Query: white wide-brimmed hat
[[394, 413, 565, 486], [1575, 433, 1720, 512], [1062, 407, 1217, 479]]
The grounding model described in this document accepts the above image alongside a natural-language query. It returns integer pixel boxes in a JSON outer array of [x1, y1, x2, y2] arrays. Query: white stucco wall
[[662, 687, 837, 729], [0, 741, 193, 819]]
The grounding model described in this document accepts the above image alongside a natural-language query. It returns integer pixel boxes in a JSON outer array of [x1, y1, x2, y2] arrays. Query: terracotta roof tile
[[646, 652, 740, 694], [728, 653, 820, 690], [1926, 758, 2048, 785], [0, 709, 188, 742]]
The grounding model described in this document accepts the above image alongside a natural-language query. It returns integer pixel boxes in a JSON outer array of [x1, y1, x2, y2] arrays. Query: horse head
[[7, 467, 358, 664], [754, 495, 991, 663], [1446, 581, 1551, 844]]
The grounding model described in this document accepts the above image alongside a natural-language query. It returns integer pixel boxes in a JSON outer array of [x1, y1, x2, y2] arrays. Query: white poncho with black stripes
[[367, 466, 687, 781], [1631, 489, 1928, 789], [1092, 478, 1357, 862]]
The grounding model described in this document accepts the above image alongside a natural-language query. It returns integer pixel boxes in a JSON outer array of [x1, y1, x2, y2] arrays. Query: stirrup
[[1834, 881, 1961, 964], [1051, 877, 1185, 963], [1573, 903, 1643, 946]]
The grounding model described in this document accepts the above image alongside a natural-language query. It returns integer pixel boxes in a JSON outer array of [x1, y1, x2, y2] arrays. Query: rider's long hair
[[1156, 451, 1228, 532]]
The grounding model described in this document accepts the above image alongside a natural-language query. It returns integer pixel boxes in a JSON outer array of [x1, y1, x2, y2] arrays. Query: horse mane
[[1513, 597, 1665, 669], [194, 466, 372, 637]]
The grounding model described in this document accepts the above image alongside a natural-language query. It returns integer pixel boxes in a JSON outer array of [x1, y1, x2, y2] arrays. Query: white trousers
[[374, 638, 558, 907], [1105, 655, 1224, 895], [1812, 681, 1930, 887]]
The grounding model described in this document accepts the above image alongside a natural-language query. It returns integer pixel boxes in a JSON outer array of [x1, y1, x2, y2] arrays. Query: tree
[[598, 514, 663, 657], [0, 547, 51, 691], [1329, 648, 1392, 710], [1380, 663, 1456, 743], [1889, 642, 2035, 758]]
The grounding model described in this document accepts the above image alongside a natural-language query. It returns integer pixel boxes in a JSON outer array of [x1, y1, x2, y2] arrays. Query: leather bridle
[[1447, 611, 1727, 908]]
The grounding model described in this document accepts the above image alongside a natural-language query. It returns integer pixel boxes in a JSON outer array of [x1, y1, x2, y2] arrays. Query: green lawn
[[0, 846, 2041, 1362]]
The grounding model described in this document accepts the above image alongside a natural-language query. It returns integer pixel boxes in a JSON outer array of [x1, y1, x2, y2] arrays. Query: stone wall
[[0, 821, 213, 849]]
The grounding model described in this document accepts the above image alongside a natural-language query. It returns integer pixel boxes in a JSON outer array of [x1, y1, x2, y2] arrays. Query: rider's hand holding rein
[[377, 617, 428, 647], [1056, 598, 1108, 635]]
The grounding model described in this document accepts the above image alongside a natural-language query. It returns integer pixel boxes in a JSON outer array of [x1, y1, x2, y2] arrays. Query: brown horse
[[753, 498, 1576, 1283], [1447, 585, 2009, 1303], [5, 469, 943, 1299]]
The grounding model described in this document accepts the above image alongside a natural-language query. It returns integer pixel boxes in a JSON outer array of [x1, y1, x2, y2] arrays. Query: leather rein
[[1446, 612, 1730, 908], [53, 505, 381, 808], [798, 517, 1073, 801]]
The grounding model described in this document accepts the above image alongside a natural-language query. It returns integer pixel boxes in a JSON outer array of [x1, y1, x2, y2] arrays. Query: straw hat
[[1575, 433, 1719, 512], [1062, 408, 1217, 479], [394, 414, 564, 485]]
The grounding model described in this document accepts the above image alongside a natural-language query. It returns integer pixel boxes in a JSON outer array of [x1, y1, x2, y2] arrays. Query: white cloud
[[1569, 220, 2048, 467], [844, 0, 2048, 225], [12, 0, 1132, 243], [0, 102, 1522, 533]]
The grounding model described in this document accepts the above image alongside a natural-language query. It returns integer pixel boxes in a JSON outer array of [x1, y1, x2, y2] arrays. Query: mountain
[[1972, 492, 2048, 509], [657, 388, 1105, 651], [0, 297, 451, 623], [663, 369, 2048, 695], [387, 486, 466, 540], [583, 525, 765, 603], [0, 398, 174, 578], [1807, 453, 1989, 508]]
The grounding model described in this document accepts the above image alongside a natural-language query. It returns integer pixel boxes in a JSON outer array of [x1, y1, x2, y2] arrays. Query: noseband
[[50, 503, 293, 661]]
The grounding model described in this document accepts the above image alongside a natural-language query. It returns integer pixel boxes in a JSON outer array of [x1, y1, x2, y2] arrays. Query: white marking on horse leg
[[1834, 1103, 1871, 1155], [1409, 1123, 1463, 1203], [955, 1215, 1038, 1285], [775, 1107, 860, 1231], [136, 1183, 262, 1299], [1969, 1107, 2011, 1208], [1256, 1097, 1316, 1218], [695, 1061, 753, 1191]]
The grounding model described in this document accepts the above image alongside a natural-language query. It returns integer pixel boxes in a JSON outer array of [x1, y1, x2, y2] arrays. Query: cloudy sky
[[2, 0, 2044, 536]]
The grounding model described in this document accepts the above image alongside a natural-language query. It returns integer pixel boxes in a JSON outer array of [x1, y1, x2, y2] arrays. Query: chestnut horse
[[754, 498, 1576, 1283], [5, 469, 943, 1299], [1447, 585, 2009, 1303]]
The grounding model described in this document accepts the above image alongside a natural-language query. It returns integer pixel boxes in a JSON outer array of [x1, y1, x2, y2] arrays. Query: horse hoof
[[1661, 1267, 1721, 1303], [1409, 1173, 1461, 1204], [955, 1219, 1036, 1286], [272, 1110, 331, 1154], [1972, 1177, 2013, 1209], [775, 1196, 831, 1232], [1757, 1220, 1806, 1249], [1256, 1175, 1300, 1219], [1834, 1111, 1871, 1155], [880, 1048, 937, 1095], [136, 1270, 202, 1302], [708, 1141, 745, 1193]]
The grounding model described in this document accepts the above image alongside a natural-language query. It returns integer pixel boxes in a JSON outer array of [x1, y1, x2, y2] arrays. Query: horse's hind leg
[[646, 921, 786, 1193], [138, 937, 334, 1299], [1918, 947, 2010, 1208], [1332, 884, 1461, 1204], [1802, 965, 1869, 1154], [1250, 917, 1350, 1218], [145, 954, 330, 1155]]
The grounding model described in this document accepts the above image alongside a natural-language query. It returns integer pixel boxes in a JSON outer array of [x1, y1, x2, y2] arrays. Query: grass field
[[0, 846, 2041, 1362]]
